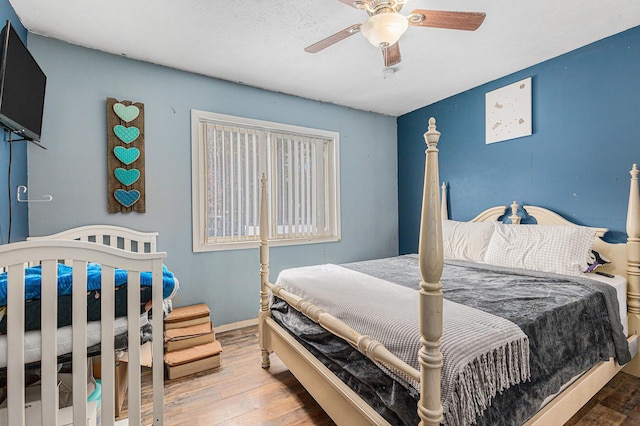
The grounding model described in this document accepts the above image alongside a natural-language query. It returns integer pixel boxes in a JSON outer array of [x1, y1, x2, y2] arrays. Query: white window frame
[[191, 110, 341, 252]]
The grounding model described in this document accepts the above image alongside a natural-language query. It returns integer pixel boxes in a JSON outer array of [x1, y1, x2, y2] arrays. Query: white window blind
[[271, 132, 333, 240], [192, 110, 340, 252], [204, 124, 260, 243]]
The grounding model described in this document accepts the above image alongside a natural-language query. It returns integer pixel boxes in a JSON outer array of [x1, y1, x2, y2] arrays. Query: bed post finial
[[628, 165, 639, 239], [418, 117, 444, 425], [259, 173, 272, 368], [441, 183, 448, 220], [510, 201, 521, 224], [426, 117, 440, 147]]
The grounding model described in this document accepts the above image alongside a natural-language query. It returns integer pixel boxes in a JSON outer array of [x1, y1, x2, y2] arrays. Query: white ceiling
[[9, 0, 640, 116]]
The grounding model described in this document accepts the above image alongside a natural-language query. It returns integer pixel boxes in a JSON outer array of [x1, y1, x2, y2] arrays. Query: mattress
[[0, 313, 149, 368], [583, 272, 627, 336]]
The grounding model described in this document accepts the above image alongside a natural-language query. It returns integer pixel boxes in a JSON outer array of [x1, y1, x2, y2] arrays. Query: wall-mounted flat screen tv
[[0, 20, 46, 143]]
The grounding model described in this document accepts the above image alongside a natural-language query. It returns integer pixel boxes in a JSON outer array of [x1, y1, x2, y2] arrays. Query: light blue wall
[[398, 25, 640, 253], [26, 35, 398, 326], [0, 0, 28, 244]]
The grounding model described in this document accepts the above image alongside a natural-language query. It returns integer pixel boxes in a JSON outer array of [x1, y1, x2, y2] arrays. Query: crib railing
[[0, 239, 166, 426]]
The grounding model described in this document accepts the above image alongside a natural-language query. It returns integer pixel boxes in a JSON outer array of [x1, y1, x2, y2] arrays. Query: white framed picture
[[485, 77, 532, 144]]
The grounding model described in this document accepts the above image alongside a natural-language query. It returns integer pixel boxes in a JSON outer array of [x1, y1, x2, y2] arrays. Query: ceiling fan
[[305, 0, 486, 67]]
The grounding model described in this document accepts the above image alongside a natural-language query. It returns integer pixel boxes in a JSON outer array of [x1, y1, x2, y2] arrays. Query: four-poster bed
[[257, 118, 640, 425]]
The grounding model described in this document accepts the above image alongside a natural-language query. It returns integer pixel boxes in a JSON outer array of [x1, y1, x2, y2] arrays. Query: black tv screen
[[0, 20, 46, 142]]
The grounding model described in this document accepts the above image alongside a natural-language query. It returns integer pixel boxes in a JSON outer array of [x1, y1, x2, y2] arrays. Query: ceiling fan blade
[[408, 10, 486, 31], [305, 24, 362, 53], [383, 42, 401, 67]]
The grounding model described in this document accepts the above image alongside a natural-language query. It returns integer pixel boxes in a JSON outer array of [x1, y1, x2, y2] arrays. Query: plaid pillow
[[484, 223, 595, 276]]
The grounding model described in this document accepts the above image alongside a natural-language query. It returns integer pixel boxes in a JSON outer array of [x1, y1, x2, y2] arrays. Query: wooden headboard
[[441, 181, 627, 278]]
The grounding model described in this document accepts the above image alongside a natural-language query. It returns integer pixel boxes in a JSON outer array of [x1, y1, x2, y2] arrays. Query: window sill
[[192, 235, 341, 253]]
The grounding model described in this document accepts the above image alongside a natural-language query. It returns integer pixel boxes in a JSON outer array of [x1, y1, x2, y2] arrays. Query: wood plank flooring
[[565, 371, 640, 425], [124, 325, 334, 425], [123, 325, 640, 425]]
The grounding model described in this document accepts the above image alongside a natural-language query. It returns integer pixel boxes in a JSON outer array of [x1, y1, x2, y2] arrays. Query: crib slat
[[127, 270, 142, 425], [101, 265, 116, 426], [72, 260, 88, 426], [6, 264, 25, 426], [40, 260, 59, 426], [104, 235, 115, 248], [124, 238, 133, 252], [152, 258, 164, 425]]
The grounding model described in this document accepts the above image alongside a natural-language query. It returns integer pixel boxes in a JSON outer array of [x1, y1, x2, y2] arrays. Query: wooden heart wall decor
[[107, 97, 146, 213]]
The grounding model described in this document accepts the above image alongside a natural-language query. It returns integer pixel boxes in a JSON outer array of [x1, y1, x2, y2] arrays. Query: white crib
[[0, 225, 166, 426]]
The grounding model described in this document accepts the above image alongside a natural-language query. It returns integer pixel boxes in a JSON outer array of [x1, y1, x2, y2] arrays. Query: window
[[191, 110, 340, 252]]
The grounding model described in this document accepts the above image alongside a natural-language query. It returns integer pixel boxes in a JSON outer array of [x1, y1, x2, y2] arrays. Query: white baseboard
[[215, 318, 258, 333]]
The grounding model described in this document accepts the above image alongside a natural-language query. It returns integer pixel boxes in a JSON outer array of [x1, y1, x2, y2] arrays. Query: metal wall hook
[[16, 185, 52, 203]]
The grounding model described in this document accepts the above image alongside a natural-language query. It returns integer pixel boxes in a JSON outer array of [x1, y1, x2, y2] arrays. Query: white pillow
[[442, 220, 495, 263], [484, 223, 596, 276]]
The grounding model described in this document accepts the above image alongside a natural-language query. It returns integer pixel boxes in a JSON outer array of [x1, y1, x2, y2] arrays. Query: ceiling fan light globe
[[361, 13, 408, 47]]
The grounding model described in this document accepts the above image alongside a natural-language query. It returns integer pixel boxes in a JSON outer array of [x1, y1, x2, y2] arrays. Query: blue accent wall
[[25, 35, 398, 326], [0, 0, 28, 244], [398, 25, 640, 254]]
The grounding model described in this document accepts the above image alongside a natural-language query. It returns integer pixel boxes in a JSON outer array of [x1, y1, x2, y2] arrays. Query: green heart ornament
[[114, 168, 140, 186], [113, 125, 140, 144], [113, 146, 140, 165], [114, 189, 140, 207], [113, 103, 140, 123]]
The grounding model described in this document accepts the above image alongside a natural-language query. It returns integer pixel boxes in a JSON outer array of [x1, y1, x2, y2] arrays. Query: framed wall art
[[485, 77, 532, 144]]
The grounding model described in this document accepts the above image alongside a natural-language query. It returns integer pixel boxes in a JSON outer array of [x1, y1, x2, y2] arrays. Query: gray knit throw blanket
[[275, 264, 530, 425]]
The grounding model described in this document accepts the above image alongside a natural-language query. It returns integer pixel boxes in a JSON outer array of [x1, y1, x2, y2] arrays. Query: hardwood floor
[[128, 325, 334, 425], [564, 371, 640, 425], [126, 325, 640, 425]]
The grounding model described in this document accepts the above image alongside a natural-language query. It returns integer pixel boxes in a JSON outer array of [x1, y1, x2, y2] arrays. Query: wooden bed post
[[259, 173, 272, 368], [509, 201, 522, 224], [417, 117, 444, 425], [624, 164, 640, 376], [441, 182, 448, 220]]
